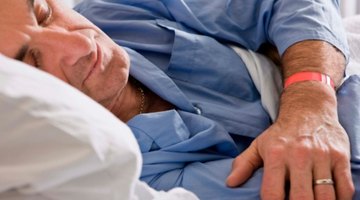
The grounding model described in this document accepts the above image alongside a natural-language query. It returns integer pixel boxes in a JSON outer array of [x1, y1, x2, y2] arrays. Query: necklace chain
[[138, 86, 145, 114]]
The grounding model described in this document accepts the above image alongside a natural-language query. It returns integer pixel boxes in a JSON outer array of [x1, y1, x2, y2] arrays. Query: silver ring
[[314, 178, 334, 185]]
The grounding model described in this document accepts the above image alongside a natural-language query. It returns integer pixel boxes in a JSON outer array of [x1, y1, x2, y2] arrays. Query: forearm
[[228, 39, 354, 199], [278, 40, 346, 123], [282, 40, 345, 85]]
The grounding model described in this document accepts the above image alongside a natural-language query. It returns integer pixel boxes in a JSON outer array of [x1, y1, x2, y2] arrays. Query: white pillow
[[0, 54, 199, 200], [0, 54, 141, 199]]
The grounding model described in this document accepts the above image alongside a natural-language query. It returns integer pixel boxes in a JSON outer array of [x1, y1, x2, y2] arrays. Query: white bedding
[[0, 8, 359, 199], [0, 55, 198, 200]]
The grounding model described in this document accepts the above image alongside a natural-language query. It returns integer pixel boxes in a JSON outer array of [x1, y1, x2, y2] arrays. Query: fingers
[[333, 157, 355, 200], [260, 146, 287, 200], [313, 154, 335, 200], [226, 125, 354, 200], [288, 150, 314, 200], [313, 181, 336, 200], [312, 157, 354, 200], [226, 142, 262, 187]]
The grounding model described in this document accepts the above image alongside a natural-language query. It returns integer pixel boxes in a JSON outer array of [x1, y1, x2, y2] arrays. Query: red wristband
[[284, 72, 335, 89]]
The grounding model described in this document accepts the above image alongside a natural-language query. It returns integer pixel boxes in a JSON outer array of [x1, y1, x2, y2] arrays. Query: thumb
[[226, 141, 262, 187]]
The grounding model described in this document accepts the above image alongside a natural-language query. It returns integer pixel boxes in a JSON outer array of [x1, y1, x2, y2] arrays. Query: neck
[[108, 78, 175, 122], [109, 78, 145, 122]]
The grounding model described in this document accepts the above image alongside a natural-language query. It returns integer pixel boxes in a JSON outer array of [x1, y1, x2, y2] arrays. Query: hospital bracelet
[[284, 72, 335, 90]]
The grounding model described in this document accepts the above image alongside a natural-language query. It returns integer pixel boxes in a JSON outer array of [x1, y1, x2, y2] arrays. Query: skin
[[0, 0, 355, 199], [227, 42, 355, 200], [0, 0, 143, 121]]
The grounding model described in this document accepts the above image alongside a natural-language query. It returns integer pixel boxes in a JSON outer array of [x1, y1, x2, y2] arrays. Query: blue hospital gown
[[75, 0, 360, 199]]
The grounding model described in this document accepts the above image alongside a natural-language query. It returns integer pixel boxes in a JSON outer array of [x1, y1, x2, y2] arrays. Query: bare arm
[[279, 41, 343, 136], [227, 40, 355, 200]]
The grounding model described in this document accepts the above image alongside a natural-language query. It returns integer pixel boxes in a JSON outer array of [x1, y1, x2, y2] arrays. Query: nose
[[34, 28, 95, 67]]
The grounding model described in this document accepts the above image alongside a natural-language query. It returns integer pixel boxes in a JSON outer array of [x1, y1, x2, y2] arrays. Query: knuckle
[[261, 189, 284, 200], [292, 157, 309, 169], [332, 148, 349, 158], [312, 147, 331, 163], [232, 154, 245, 168], [289, 143, 313, 167], [266, 145, 287, 160], [313, 145, 330, 156], [292, 193, 313, 200], [331, 149, 350, 164], [291, 136, 313, 154], [291, 185, 313, 199], [316, 191, 335, 200], [343, 180, 356, 196], [293, 143, 312, 156]]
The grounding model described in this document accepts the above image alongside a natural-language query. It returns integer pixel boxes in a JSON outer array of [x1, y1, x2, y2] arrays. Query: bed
[[0, 3, 196, 199], [0, 1, 360, 199]]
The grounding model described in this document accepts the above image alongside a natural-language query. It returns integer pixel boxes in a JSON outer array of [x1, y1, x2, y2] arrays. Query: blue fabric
[[74, 1, 360, 199], [338, 76, 360, 199], [76, 0, 349, 59]]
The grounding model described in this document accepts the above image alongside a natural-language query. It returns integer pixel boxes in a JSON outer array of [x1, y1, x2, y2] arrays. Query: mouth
[[83, 42, 102, 84]]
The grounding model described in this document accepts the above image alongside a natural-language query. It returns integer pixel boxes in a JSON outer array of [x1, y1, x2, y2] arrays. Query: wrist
[[284, 71, 335, 90], [278, 81, 338, 124], [281, 41, 345, 87]]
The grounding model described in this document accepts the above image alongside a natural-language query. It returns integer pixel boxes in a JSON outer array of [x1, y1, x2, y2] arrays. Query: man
[[0, 0, 356, 199]]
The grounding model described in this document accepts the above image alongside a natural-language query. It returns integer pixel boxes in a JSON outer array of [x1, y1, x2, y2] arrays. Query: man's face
[[0, 0, 130, 109]]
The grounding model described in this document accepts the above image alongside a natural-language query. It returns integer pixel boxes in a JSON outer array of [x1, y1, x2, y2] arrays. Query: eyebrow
[[15, 0, 35, 61]]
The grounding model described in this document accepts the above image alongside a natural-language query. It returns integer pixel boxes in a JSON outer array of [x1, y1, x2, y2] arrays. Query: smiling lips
[[84, 42, 102, 84]]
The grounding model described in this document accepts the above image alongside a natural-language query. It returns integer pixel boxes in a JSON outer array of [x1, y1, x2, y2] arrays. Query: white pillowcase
[[0, 53, 142, 199], [0, 54, 198, 200]]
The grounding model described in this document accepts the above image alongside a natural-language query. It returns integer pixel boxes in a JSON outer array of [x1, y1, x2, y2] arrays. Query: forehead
[[0, 0, 36, 30], [0, 0, 31, 17], [0, 0, 34, 58]]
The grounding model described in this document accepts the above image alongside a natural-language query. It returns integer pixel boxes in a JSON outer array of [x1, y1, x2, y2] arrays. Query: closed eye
[[35, 1, 53, 26]]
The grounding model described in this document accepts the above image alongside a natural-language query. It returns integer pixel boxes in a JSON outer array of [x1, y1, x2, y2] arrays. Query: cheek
[[84, 50, 130, 107]]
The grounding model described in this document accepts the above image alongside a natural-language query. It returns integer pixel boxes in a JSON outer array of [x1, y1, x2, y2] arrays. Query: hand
[[226, 104, 354, 199]]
